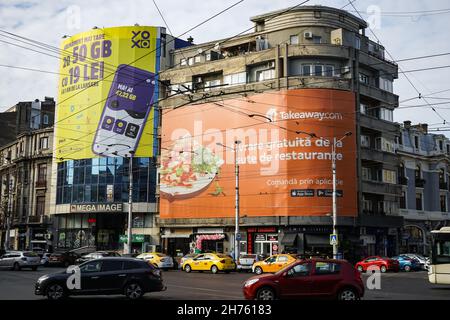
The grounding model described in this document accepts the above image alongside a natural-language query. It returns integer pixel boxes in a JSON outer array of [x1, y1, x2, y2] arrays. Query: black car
[[48, 246, 96, 267], [75, 251, 121, 264], [35, 257, 166, 300]]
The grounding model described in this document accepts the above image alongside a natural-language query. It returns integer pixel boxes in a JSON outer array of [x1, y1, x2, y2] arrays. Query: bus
[[429, 227, 450, 284]]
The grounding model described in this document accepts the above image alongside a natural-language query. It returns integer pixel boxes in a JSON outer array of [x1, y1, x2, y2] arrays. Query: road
[[1, 267, 450, 300]]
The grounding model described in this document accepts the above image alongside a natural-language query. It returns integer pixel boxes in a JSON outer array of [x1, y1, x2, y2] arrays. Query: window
[[379, 77, 394, 93], [447, 144, 450, 155], [265, 256, 276, 264], [355, 36, 361, 50], [194, 55, 201, 63], [43, 114, 49, 125], [277, 256, 288, 263], [359, 73, 369, 85], [290, 35, 299, 45], [440, 194, 447, 212], [400, 191, 406, 209], [256, 69, 275, 82], [101, 260, 123, 272], [362, 167, 371, 181], [286, 263, 311, 277], [416, 192, 423, 211], [361, 135, 370, 148], [224, 72, 246, 86], [414, 136, 420, 149], [435, 241, 450, 264], [39, 137, 48, 149], [314, 262, 341, 275], [302, 65, 311, 76], [38, 163, 47, 182], [360, 103, 368, 115], [439, 140, 443, 151], [381, 138, 395, 153], [180, 58, 187, 66], [204, 79, 221, 91], [36, 196, 45, 216], [314, 65, 323, 76], [324, 65, 334, 77], [312, 36, 322, 44], [383, 170, 397, 184], [415, 165, 421, 179], [80, 261, 102, 273], [439, 169, 446, 184], [124, 261, 145, 270], [188, 57, 194, 66], [379, 108, 393, 122], [383, 201, 397, 215]]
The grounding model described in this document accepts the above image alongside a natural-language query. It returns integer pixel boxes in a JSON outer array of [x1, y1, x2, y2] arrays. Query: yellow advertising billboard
[[55, 26, 160, 161]]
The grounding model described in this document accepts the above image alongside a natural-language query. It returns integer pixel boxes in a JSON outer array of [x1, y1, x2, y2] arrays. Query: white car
[[0, 251, 41, 271], [403, 253, 429, 270], [40, 253, 52, 266]]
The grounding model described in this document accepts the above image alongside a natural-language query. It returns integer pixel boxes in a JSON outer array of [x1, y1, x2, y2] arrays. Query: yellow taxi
[[182, 253, 236, 274], [251, 254, 297, 274], [136, 252, 174, 270]]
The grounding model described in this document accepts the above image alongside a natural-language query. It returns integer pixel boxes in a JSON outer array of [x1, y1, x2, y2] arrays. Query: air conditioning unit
[[342, 66, 350, 74], [196, 77, 203, 83], [267, 61, 275, 68], [360, 227, 367, 235], [304, 31, 313, 39]]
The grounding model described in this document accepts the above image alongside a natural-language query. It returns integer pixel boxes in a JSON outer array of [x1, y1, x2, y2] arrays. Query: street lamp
[[216, 140, 241, 261], [331, 132, 352, 259], [108, 143, 134, 255]]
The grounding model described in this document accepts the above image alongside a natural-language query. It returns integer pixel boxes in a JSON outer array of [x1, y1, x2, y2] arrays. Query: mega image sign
[[160, 89, 357, 218], [55, 26, 160, 161]]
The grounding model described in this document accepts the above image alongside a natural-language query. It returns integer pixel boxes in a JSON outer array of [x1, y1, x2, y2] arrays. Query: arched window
[[415, 165, 421, 180], [439, 168, 446, 184]]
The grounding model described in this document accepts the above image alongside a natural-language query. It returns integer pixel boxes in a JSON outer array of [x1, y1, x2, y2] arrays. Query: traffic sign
[[236, 233, 242, 241], [330, 234, 338, 246]]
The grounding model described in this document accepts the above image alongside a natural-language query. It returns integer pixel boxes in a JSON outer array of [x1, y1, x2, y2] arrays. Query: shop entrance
[[254, 241, 278, 256]]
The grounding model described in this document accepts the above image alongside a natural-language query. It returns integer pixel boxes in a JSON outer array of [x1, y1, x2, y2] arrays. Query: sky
[[0, 0, 449, 133]]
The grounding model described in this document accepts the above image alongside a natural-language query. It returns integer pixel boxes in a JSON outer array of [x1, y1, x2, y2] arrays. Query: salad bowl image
[[160, 140, 225, 200]]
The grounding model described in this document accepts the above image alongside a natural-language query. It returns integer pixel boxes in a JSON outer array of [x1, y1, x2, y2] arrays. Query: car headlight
[[37, 275, 49, 283], [245, 279, 259, 287]]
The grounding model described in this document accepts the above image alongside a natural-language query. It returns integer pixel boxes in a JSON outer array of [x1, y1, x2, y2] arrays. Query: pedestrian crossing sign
[[330, 234, 338, 246]]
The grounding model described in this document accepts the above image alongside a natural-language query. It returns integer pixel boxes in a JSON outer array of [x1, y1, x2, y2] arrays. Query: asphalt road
[[1, 266, 450, 300]]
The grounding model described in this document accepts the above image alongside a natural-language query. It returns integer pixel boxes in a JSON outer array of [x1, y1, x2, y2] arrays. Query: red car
[[355, 256, 400, 273], [243, 259, 364, 300]]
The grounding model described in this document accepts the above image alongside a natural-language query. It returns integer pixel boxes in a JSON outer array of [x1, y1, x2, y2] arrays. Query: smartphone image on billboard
[[92, 64, 156, 158]]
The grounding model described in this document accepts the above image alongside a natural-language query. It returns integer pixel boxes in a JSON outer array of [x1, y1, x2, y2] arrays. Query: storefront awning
[[161, 233, 191, 238], [281, 233, 298, 246], [305, 234, 329, 246]]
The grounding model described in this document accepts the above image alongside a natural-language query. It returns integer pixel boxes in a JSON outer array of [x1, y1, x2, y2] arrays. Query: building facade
[[157, 5, 403, 262], [0, 97, 55, 251], [397, 122, 450, 255]]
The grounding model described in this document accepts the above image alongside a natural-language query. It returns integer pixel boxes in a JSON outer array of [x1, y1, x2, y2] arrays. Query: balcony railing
[[415, 179, 426, 188], [398, 177, 408, 185]]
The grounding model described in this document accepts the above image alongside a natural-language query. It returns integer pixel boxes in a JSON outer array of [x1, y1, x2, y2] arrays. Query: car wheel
[[357, 265, 364, 272], [256, 287, 275, 300], [125, 283, 144, 300], [211, 265, 219, 274], [380, 265, 387, 273], [404, 265, 411, 272], [184, 264, 192, 273], [338, 288, 359, 301], [46, 283, 66, 300], [31, 266, 38, 271], [254, 266, 263, 275], [13, 262, 21, 271]]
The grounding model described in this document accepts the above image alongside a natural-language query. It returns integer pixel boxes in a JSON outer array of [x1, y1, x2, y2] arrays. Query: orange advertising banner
[[160, 89, 357, 219]]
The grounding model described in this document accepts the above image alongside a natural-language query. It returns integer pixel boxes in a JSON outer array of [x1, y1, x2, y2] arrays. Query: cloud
[[0, 0, 449, 136]]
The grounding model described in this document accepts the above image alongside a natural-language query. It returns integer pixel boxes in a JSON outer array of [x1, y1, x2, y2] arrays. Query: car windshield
[[216, 254, 231, 258]]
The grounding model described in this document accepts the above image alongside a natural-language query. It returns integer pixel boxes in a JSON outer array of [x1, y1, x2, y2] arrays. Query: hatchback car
[[243, 259, 364, 300], [35, 257, 166, 300], [392, 255, 421, 272], [355, 256, 399, 273], [0, 251, 41, 271], [402, 253, 428, 270], [136, 252, 174, 270], [237, 254, 266, 272], [182, 253, 236, 274], [252, 254, 297, 274], [178, 254, 198, 269]]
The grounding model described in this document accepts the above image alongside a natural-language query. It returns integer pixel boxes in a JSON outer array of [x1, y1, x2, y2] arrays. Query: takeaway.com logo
[[279, 110, 343, 121]]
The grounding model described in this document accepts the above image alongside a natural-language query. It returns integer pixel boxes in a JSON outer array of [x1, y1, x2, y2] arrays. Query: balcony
[[415, 179, 426, 188], [361, 147, 398, 164], [358, 51, 398, 78], [362, 180, 402, 196], [398, 177, 408, 186], [360, 114, 399, 133], [27, 215, 50, 224], [359, 83, 399, 106], [35, 180, 47, 189]]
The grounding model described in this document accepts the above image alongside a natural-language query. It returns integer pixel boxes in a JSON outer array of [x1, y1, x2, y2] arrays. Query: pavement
[[1, 266, 450, 300]]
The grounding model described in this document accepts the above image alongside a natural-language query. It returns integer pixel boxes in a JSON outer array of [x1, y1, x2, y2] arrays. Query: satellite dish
[[197, 48, 203, 54]]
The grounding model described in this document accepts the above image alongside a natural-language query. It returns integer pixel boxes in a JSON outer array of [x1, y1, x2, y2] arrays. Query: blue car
[[392, 255, 420, 272]]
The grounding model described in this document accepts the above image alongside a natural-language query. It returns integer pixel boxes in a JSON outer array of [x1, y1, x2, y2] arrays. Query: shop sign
[[197, 228, 223, 234], [70, 203, 123, 213], [267, 234, 278, 242], [255, 234, 267, 241], [119, 234, 145, 243], [247, 227, 277, 233]]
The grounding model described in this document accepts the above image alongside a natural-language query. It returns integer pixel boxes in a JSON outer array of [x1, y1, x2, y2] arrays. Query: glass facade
[[56, 157, 157, 204]]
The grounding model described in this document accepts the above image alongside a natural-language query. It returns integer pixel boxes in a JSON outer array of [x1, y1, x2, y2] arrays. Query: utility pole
[[127, 150, 135, 255], [217, 140, 241, 261], [332, 132, 352, 259]]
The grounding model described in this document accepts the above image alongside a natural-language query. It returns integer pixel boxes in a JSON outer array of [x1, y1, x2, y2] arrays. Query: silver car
[[0, 251, 41, 271], [403, 253, 429, 270]]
